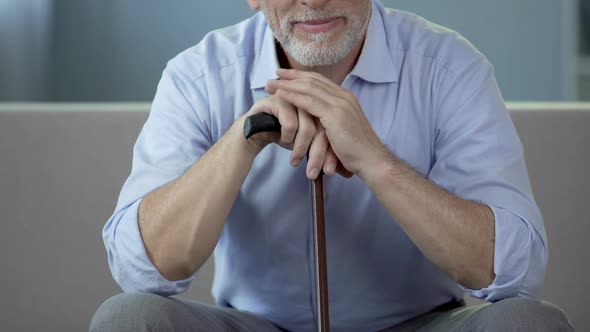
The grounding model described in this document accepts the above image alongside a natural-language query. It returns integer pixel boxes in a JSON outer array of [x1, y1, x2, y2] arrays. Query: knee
[[470, 297, 574, 331], [89, 293, 181, 332]]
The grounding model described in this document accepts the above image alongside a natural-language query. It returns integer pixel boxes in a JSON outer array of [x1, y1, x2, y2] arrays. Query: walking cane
[[244, 113, 330, 332]]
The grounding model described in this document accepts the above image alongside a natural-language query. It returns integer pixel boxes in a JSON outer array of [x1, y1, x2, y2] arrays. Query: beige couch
[[0, 103, 588, 331]]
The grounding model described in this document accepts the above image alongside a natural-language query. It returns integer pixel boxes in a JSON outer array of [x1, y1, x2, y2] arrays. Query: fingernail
[[309, 168, 320, 179], [291, 158, 302, 167]]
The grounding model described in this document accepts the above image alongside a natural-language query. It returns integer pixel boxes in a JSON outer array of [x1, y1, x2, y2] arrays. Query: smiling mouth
[[293, 17, 343, 34], [296, 17, 338, 25]]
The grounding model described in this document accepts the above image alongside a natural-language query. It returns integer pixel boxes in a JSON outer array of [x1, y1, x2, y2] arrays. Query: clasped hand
[[244, 69, 387, 180]]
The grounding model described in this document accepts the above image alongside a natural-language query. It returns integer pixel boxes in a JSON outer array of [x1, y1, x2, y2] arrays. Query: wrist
[[358, 148, 406, 187]]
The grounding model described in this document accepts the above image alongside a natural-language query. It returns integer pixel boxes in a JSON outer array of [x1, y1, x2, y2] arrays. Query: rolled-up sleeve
[[102, 58, 212, 295], [428, 59, 548, 302]]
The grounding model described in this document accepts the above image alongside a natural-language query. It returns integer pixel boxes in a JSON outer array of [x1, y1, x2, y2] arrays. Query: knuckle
[[303, 80, 315, 90], [282, 122, 298, 135], [303, 95, 315, 108], [280, 136, 293, 147], [340, 91, 353, 103], [281, 136, 296, 147], [310, 72, 322, 80], [336, 98, 349, 109], [300, 124, 316, 139], [277, 95, 291, 107]]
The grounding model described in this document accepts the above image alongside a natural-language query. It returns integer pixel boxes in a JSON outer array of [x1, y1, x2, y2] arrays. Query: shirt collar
[[250, 0, 398, 89], [348, 1, 398, 83], [250, 25, 280, 90]]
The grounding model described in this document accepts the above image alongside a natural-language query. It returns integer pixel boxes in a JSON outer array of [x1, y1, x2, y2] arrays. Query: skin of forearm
[[138, 116, 259, 281], [360, 151, 496, 290]]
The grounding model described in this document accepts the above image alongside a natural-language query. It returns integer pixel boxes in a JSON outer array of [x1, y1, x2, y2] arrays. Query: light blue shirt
[[103, 1, 547, 331]]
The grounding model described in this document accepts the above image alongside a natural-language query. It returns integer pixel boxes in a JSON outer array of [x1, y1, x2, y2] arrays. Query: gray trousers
[[90, 293, 574, 331]]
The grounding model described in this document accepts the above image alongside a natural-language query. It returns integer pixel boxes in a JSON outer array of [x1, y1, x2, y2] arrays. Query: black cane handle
[[243, 113, 281, 139]]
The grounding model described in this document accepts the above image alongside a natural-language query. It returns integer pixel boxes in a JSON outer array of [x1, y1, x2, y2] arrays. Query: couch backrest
[[0, 103, 588, 331]]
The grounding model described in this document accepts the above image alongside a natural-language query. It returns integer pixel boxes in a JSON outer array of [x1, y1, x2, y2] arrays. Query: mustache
[[280, 8, 348, 25]]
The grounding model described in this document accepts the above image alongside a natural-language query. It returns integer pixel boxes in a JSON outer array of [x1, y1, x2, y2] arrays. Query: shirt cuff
[[104, 199, 196, 296], [460, 205, 547, 302]]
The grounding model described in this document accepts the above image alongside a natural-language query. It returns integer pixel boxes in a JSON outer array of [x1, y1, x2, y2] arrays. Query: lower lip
[[294, 18, 342, 34]]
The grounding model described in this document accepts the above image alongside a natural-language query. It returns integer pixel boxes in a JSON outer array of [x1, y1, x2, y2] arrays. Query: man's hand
[[266, 69, 389, 177], [243, 94, 353, 179], [266, 70, 498, 289]]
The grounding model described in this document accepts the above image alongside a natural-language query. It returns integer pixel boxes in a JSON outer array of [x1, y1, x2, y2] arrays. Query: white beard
[[267, 4, 371, 67]]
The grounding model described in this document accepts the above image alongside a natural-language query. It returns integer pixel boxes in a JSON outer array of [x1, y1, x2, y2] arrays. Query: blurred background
[[1, 1, 589, 331], [0, 0, 588, 102]]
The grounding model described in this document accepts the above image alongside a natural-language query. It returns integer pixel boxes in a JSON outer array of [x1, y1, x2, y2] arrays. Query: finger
[[247, 96, 300, 148], [267, 72, 335, 93], [268, 78, 340, 102], [272, 69, 353, 104], [323, 145, 338, 176], [290, 108, 316, 167], [278, 69, 353, 102], [323, 145, 353, 178], [245, 98, 283, 147], [267, 80, 338, 104], [306, 120, 329, 180], [272, 73, 350, 102], [277, 68, 337, 88], [274, 97, 298, 147], [275, 88, 328, 120]]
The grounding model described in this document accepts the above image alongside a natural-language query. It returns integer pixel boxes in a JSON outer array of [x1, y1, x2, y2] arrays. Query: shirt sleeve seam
[[435, 63, 495, 143], [437, 58, 493, 113], [166, 64, 214, 146]]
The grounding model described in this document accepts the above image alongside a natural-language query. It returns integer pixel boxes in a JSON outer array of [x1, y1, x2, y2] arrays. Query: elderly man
[[91, 0, 573, 331]]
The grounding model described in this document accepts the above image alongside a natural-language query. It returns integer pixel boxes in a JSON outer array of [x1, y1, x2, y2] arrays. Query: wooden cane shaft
[[312, 175, 330, 332]]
